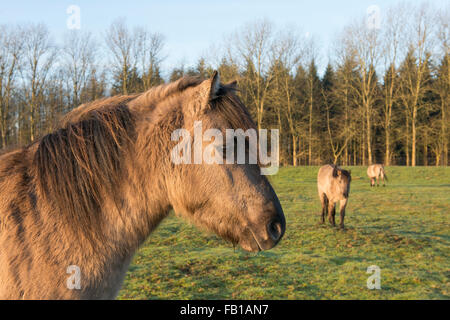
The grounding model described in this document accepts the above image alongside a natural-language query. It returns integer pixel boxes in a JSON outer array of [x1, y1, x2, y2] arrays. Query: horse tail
[[381, 166, 388, 182]]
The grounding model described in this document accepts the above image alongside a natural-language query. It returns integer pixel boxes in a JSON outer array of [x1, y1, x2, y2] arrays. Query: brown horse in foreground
[[317, 164, 351, 229], [367, 164, 388, 187], [0, 72, 285, 299]]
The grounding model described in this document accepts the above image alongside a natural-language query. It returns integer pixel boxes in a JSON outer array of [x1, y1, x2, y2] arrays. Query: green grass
[[117, 166, 450, 300]]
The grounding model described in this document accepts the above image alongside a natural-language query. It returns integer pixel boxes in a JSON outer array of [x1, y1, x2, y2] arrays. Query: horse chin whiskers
[[248, 228, 263, 252]]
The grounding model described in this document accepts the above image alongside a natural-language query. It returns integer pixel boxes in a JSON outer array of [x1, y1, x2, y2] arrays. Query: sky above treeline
[[1, 0, 448, 76]]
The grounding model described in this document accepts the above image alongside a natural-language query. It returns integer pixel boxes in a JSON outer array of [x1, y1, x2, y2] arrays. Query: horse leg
[[370, 178, 374, 187], [320, 193, 327, 224], [339, 198, 348, 229], [332, 205, 336, 226], [376, 176, 379, 187], [328, 201, 336, 227]]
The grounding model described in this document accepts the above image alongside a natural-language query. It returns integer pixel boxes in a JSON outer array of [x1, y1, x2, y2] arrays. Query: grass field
[[117, 166, 450, 300]]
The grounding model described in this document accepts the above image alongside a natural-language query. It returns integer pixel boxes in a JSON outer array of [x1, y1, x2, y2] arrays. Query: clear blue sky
[[1, 0, 447, 76]]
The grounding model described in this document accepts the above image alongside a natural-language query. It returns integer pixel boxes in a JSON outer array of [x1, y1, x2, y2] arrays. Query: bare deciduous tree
[[0, 25, 23, 147], [135, 28, 165, 90], [399, 3, 436, 166], [21, 23, 57, 142], [63, 30, 96, 110], [434, 7, 449, 165], [229, 19, 275, 130], [105, 18, 136, 95], [341, 18, 382, 165], [381, 4, 407, 166], [270, 28, 303, 165], [106, 19, 165, 94]]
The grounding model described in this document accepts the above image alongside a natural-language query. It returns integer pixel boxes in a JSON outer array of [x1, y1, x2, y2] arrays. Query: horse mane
[[33, 75, 254, 232], [129, 76, 255, 131], [34, 101, 135, 230], [127, 76, 203, 110]]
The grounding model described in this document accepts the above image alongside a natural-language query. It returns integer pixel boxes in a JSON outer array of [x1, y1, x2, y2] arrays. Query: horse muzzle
[[240, 203, 286, 252]]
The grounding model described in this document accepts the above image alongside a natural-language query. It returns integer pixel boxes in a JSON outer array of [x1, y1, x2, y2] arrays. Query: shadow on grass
[[328, 256, 365, 265]]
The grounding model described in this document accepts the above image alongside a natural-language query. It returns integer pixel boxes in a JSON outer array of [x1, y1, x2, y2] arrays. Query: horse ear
[[208, 71, 221, 100], [332, 167, 338, 177], [191, 71, 221, 115], [225, 80, 238, 90]]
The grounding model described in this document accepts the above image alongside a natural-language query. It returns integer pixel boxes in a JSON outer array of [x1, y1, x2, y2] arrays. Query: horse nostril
[[268, 219, 283, 241]]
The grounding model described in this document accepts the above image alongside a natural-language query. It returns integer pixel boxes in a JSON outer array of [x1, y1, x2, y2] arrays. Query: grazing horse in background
[[317, 164, 351, 229], [0, 72, 285, 299], [367, 164, 388, 187]]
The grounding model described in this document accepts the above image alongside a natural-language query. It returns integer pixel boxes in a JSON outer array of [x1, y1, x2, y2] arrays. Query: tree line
[[0, 2, 448, 166]]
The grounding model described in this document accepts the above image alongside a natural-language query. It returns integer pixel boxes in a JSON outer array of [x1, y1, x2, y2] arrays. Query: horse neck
[[98, 104, 179, 252], [94, 104, 183, 296], [100, 148, 172, 253]]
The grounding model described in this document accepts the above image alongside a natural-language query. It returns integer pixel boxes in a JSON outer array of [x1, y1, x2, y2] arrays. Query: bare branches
[[20, 23, 58, 142], [63, 31, 96, 109], [105, 18, 166, 94], [226, 19, 275, 130], [0, 25, 24, 147]]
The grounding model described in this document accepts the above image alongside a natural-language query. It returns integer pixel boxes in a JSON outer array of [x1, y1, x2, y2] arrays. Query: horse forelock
[[209, 87, 256, 132]]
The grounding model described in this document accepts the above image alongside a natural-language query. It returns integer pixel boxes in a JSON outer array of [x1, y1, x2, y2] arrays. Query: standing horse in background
[[0, 72, 285, 299], [367, 164, 388, 187], [317, 164, 351, 229]]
